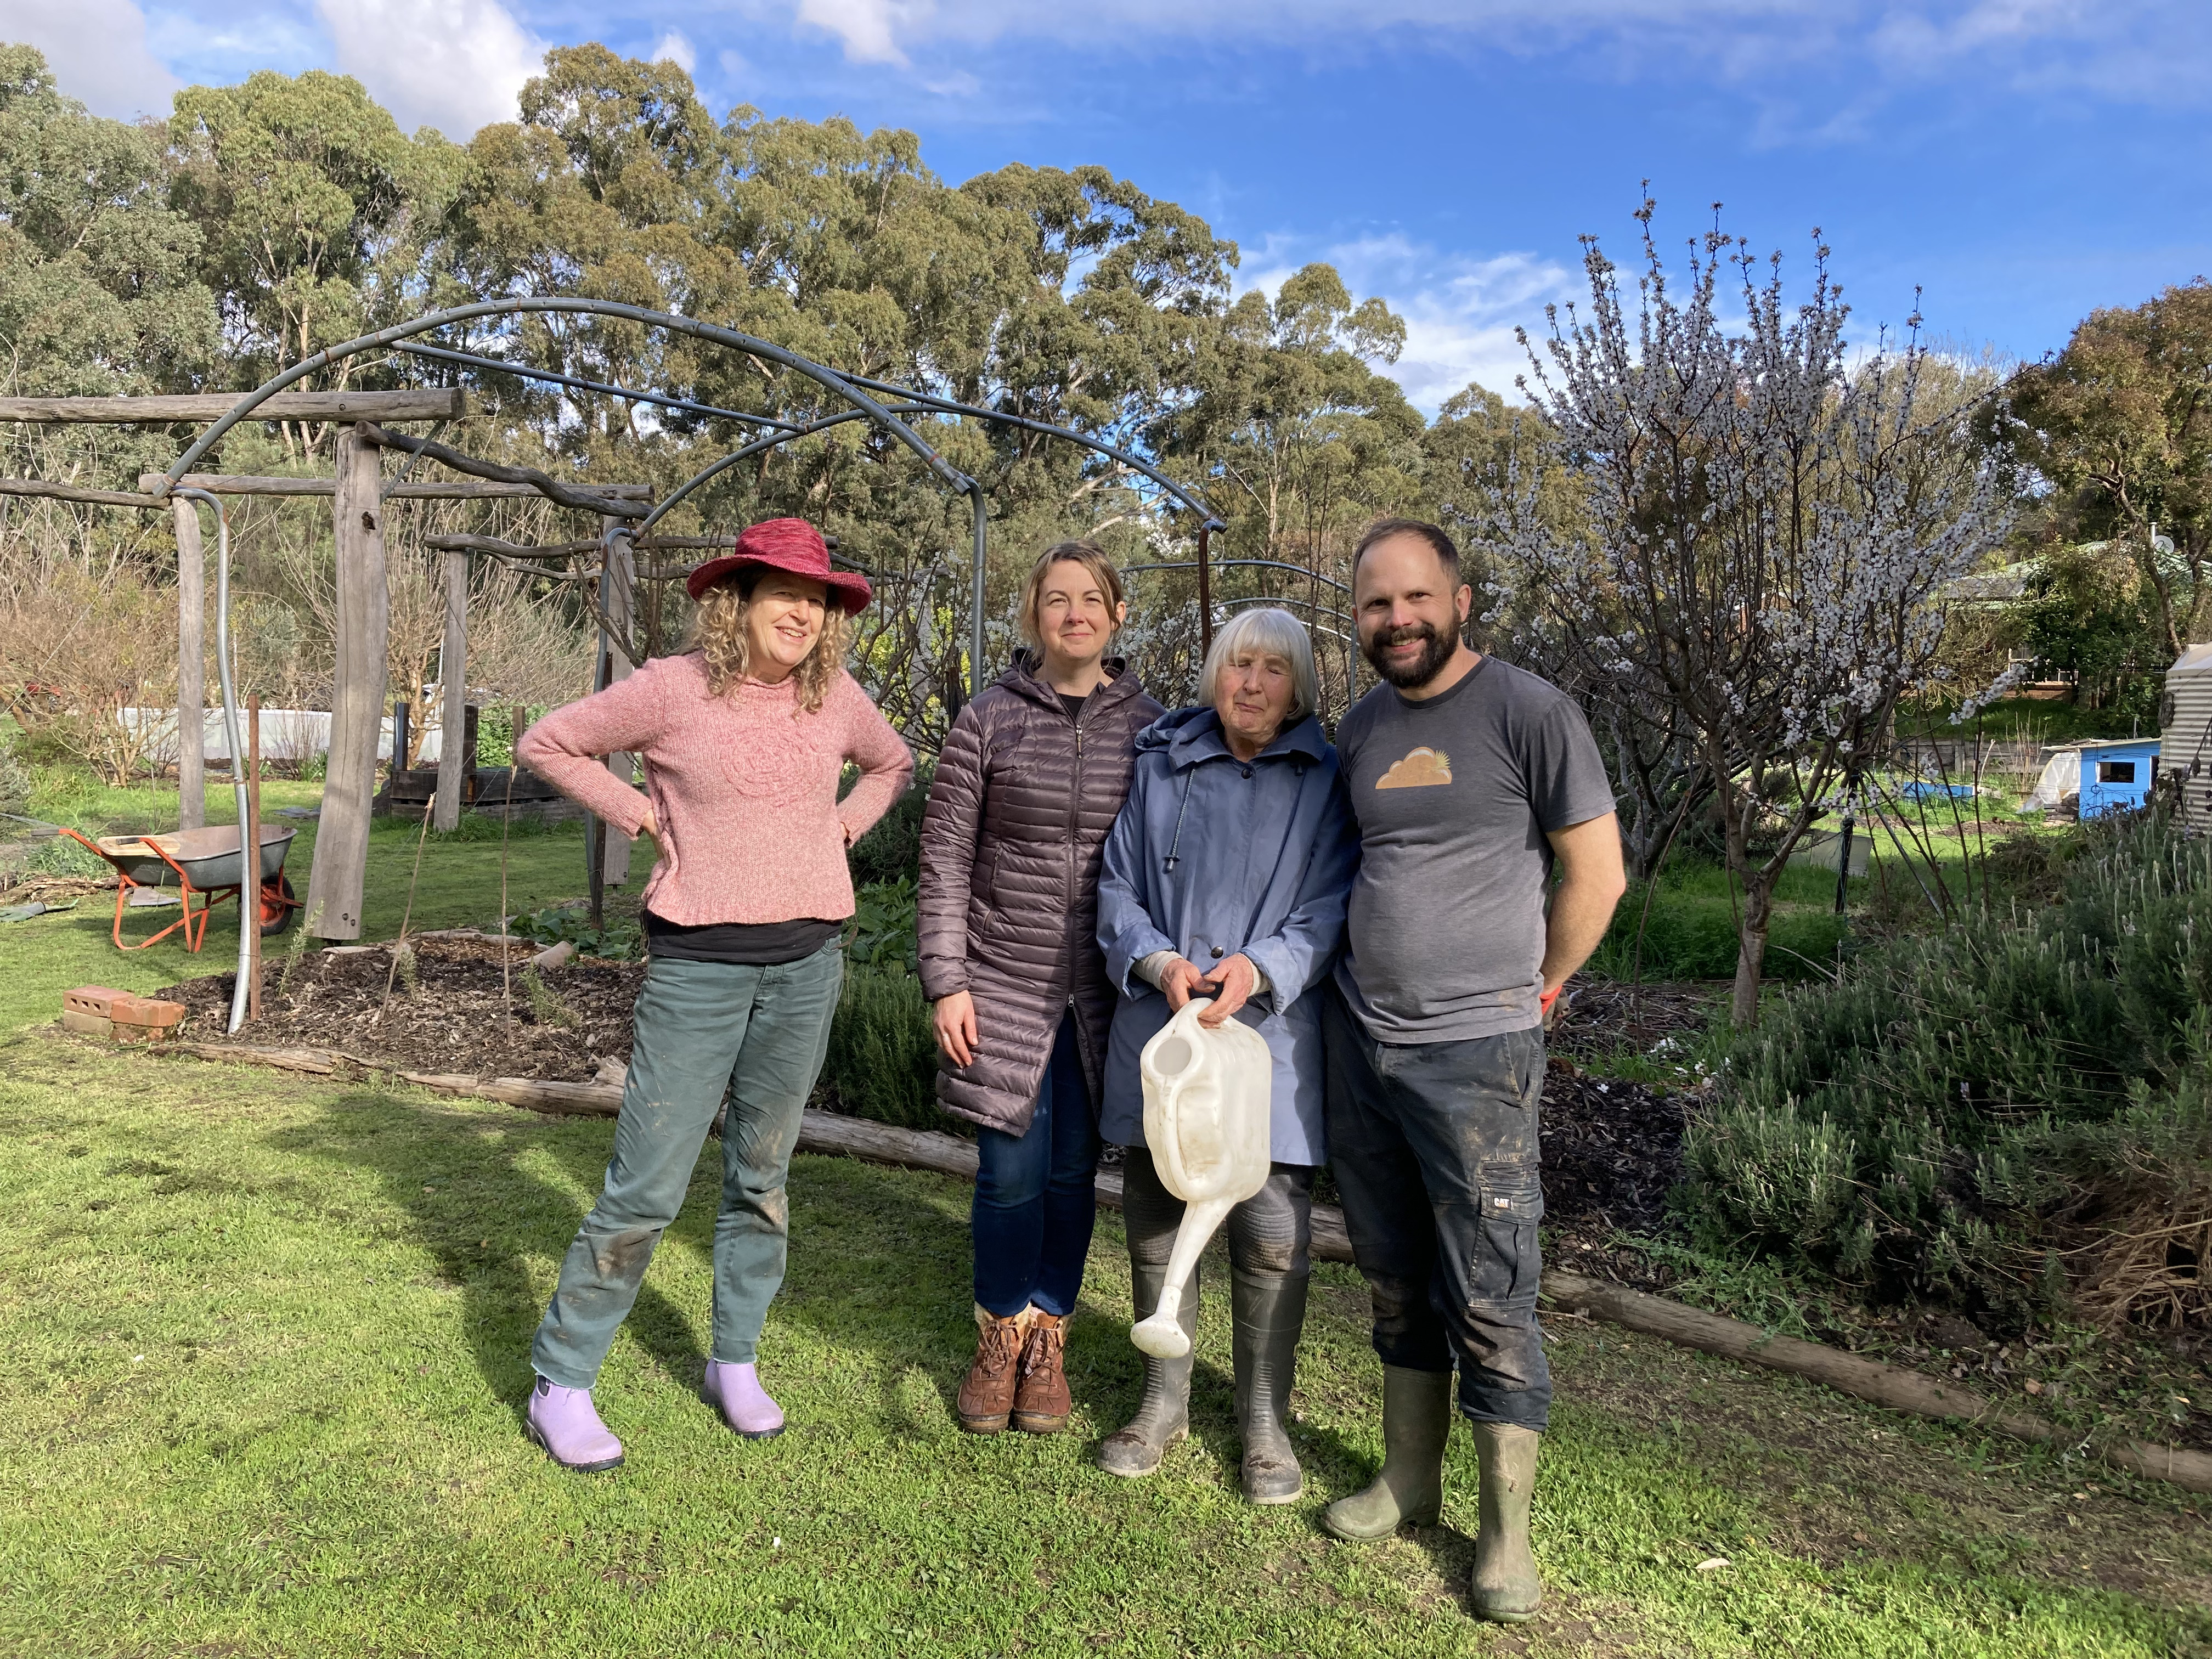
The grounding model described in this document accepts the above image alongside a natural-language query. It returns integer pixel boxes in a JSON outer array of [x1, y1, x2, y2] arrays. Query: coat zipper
[[1064, 695, 1086, 1013]]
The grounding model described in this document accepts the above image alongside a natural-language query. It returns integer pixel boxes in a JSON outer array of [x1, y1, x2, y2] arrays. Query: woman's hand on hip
[[636, 804, 658, 842], [933, 990, 979, 1068], [1159, 956, 1208, 1013], [1196, 953, 1257, 1027]]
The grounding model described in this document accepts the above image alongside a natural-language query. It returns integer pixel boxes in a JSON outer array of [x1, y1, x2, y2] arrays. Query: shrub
[[822, 877, 947, 1131], [1683, 807, 2212, 1329], [848, 759, 932, 887], [825, 961, 944, 1131]]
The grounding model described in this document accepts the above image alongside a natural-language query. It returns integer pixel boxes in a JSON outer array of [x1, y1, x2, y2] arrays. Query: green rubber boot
[[1097, 1261, 1197, 1478], [1469, 1423, 1542, 1624], [1232, 1266, 1309, 1505], [1321, 1365, 1451, 1541]]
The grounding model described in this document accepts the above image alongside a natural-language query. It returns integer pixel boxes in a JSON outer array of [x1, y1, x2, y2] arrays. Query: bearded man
[[1319, 518, 1626, 1624]]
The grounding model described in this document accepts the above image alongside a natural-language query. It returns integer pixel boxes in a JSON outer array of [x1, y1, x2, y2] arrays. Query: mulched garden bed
[[160, 942, 1698, 1265], [159, 935, 644, 1080]]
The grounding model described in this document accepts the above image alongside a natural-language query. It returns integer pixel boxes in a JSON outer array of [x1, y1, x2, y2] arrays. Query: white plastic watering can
[[1128, 995, 1274, 1359]]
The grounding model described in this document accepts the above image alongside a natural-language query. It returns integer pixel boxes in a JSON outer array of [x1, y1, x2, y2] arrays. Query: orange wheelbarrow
[[58, 823, 302, 952]]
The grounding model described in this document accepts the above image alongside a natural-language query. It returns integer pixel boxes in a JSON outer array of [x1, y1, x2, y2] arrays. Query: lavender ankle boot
[[526, 1376, 624, 1472], [704, 1359, 785, 1440]]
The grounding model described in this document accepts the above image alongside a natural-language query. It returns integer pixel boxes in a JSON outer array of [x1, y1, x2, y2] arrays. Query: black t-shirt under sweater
[[644, 911, 840, 965]]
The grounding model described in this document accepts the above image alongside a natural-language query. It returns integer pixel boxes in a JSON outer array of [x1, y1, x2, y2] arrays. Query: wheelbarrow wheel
[[259, 873, 298, 936]]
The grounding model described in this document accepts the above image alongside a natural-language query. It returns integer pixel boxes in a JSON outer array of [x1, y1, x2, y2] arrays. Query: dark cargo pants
[[1321, 983, 1550, 1431]]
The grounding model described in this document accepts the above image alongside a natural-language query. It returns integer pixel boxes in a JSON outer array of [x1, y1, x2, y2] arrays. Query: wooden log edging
[[161, 1040, 2211, 1494]]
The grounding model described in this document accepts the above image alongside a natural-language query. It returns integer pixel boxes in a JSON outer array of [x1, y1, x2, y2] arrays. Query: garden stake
[[379, 795, 436, 1017], [498, 742, 515, 1029]]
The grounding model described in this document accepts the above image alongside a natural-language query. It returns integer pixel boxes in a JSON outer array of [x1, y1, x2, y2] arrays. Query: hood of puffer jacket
[[1134, 703, 1331, 769]]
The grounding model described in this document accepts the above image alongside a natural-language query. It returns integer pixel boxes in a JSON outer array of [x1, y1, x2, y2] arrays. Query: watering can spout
[[1128, 997, 1275, 1357]]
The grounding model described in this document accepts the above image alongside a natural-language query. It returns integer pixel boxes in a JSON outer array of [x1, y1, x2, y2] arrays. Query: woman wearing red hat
[[513, 517, 913, 1472]]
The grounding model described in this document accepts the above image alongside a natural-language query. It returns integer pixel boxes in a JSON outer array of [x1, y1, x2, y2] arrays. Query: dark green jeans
[[531, 944, 844, 1389]]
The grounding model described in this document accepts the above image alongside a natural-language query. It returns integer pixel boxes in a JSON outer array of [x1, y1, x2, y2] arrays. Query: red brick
[[110, 996, 186, 1030], [63, 986, 133, 1019]]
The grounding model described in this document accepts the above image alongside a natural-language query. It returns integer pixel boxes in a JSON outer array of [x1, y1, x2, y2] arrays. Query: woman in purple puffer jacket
[[917, 539, 1160, 1437]]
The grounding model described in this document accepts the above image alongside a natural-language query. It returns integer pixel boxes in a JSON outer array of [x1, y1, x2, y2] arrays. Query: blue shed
[[2076, 738, 2160, 818]]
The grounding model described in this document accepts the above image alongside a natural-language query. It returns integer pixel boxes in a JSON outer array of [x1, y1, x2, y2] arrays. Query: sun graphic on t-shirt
[[1376, 746, 1453, 789]]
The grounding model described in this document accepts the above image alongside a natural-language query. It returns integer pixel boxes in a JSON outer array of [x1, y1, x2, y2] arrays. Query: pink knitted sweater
[[516, 652, 914, 926]]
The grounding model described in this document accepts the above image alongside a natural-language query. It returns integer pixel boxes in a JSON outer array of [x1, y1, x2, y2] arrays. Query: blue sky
[[8, 0, 2208, 411]]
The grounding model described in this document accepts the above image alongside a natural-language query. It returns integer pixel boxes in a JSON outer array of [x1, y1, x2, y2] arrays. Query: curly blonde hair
[[692, 574, 851, 713]]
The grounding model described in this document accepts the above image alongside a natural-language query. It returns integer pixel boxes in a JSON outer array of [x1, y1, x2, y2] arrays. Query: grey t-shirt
[[1334, 655, 1613, 1043]]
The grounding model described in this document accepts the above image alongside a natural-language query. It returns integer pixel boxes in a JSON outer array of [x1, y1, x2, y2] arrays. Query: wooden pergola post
[[433, 546, 468, 833], [302, 425, 388, 940], [599, 519, 637, 888], [171, 497, 206, 830]]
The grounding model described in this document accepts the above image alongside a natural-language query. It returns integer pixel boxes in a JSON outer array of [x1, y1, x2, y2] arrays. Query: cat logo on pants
[[1376, 746, 1452, 789]]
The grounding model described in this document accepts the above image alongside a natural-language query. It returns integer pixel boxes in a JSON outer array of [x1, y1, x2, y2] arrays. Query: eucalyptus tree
[[2004, 280, 2212, 661], [168, 66, 462, 449], [1489, 202, 2013, 1024]]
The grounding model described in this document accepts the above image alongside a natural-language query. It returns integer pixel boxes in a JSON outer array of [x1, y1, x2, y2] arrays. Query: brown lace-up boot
[[957, 1304, 1033, 1435], [1011, 1310, 1072, 1433]]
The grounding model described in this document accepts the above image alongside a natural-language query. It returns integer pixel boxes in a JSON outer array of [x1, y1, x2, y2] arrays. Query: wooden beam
[[303, 427, 387, 941], [432, 550, 468, 833], [140, 472, 650, 503], [360, 423, 650, 517], [172, 500, 206, 831], [0, 478, 165, 509], [599, 524, 636, 888], [4, 390, 467, 424]]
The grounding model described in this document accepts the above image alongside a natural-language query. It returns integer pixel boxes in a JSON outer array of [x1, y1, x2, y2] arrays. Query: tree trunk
[[1729, 872, 1775, 1028]]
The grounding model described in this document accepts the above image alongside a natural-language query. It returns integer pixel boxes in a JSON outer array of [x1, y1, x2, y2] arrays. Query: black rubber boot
[[1232, 1266, 1308, 1505], [1097, 1260, 1197, 1477], [1321, 1365, 1451, 1541]]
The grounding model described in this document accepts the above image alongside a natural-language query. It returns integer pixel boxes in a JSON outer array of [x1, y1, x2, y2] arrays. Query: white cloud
[[650, 29, 696, 72], [0, 0, 179, 120], [1243, 233, 1579, 414], [753, 0, 2212, 109], [314, 0, 544, 138], [795, 0, 913, 64]]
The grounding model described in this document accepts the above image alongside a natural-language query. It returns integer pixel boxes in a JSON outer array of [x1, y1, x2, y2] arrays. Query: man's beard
[[1362, 620, 1457, 689]]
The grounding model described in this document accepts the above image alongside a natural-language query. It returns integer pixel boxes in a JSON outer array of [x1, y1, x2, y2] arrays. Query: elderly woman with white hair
[[1092, 606, 1359, 1502]]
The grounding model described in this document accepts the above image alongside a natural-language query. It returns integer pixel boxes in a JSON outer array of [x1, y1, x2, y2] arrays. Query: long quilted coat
[[917, 653, 1163, 1134]]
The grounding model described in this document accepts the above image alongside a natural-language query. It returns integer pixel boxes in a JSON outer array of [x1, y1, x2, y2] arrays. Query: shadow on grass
[[266, 1081, 1436, 1554], [270, 1086, 709, 1422]]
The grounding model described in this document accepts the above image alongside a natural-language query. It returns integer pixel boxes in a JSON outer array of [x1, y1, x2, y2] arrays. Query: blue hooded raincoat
[[1095, 706, 1361, 1165]]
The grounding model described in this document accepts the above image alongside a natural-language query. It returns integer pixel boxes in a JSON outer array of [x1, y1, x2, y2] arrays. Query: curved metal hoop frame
[[156, 295, 1232, 703]]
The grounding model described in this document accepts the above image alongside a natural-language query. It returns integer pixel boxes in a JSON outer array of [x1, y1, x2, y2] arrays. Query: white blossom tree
[[1487, 200, 2014, 1025]]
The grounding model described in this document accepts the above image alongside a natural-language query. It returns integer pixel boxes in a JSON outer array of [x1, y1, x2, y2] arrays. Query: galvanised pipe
[[161, 298, 973, 500], [968, 480, 989, 698], [393, 341, 801, 433], [176, 486, 253, 1035], [1196, 522, 1212, 658]]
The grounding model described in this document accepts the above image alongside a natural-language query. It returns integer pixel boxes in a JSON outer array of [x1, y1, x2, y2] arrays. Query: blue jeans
[[1322, 982, 1551, 1432], [531, 945, 844, 1388], [972, 1010, 1099, 1318]]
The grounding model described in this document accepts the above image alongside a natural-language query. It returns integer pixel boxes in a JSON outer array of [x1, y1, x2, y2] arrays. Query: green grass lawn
[[2, 774, 605, 1035], [2, 1043, 2207, 1657], [5, 768, 2209, 1654]]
